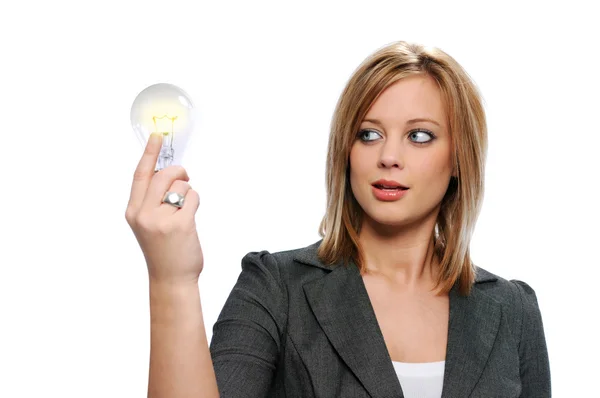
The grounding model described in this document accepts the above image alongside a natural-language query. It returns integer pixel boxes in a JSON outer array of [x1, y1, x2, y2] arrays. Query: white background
[[1, 0, 598, 396]]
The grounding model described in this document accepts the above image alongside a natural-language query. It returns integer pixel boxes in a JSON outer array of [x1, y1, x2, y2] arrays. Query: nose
[[378, 138, 405, 169]]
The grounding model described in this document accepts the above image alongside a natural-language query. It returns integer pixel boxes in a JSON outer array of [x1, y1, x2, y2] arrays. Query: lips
[[373, 184, 408, 190], [372, 184, 409, 201], [372, 179, 408, 190]]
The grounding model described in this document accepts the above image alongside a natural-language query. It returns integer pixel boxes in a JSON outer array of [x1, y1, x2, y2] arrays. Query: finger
[[158, 180, 192, 214], [175, 188, 200, 222], [142, 165, 189, 211], [127, 133, 163, 212]]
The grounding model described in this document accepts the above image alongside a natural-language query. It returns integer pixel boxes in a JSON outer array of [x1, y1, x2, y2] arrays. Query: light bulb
[[130, 83, 197, 171]]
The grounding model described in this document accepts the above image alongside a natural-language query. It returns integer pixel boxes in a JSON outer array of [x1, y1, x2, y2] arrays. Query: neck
[[358, 215, 441, 291]]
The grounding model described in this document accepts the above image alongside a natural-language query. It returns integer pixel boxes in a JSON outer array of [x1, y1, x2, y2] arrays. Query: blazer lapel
[[303, 261, 405, 398], [295, 240, 502, 398], [441, 275, 502, 397]]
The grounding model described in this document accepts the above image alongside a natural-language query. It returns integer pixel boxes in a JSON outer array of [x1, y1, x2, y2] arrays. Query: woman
[[126, 41, 551, 397]]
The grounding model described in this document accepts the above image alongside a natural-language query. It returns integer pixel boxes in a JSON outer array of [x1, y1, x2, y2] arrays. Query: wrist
[[149, 278, 200, 305], [149, 279, 202, 322], [148, 275, 199, 290]]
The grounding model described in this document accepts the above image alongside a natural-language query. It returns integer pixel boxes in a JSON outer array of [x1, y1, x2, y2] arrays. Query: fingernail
[[150, 133, 162, 145]]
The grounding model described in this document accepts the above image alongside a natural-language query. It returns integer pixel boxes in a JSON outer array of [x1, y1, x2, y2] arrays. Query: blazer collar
[[293, 239, 498, 283], [295, 240, 501, 398]]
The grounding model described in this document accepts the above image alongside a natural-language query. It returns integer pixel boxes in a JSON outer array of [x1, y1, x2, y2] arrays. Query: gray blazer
[[210, 240, 551, 397]]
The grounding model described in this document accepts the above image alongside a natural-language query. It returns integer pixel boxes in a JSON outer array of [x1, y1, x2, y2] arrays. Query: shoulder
[[473, 265, 541, 311], [240, 239, 333, 286], [472, 266, 545, 343], [474, 267, 550, 387], [243, 239, 334, 271]]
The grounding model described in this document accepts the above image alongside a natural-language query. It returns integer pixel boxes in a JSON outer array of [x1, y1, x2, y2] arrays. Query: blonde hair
[[317, 41, 487, 296]]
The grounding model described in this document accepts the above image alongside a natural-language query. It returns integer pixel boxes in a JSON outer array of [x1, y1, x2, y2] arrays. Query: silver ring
[[161, 191, 185, 208]]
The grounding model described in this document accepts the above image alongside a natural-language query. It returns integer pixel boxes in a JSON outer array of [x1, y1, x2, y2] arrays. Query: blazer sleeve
[[511, 280, 551, 397], [209, 250, 288, 397]]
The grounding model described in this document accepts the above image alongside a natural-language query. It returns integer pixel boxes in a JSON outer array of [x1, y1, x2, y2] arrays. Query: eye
[[409, 129, 435, 144], [357, 128, 437, 144], [357, 129, 382, 142]]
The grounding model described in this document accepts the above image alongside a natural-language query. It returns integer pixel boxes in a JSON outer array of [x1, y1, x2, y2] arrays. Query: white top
[[391, 360, 445, 398]]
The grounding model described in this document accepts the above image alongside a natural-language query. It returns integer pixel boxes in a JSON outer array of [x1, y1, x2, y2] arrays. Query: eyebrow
[[362, 118, 441, 127]]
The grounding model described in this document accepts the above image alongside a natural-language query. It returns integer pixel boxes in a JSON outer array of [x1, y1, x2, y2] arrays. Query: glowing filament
[[152, 115, 178, 135]]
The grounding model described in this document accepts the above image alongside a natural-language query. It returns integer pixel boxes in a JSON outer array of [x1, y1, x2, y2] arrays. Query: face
[[349, 74, 455, 230]]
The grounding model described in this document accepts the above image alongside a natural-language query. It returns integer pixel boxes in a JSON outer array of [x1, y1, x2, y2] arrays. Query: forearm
[[148, 281, 219, 398]]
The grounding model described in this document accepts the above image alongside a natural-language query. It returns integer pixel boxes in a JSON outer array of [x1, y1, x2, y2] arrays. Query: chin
[[363, 206, 412, 227]]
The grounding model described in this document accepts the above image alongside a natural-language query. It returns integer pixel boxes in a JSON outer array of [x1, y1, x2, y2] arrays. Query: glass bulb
[[130, 83, 197, 171]]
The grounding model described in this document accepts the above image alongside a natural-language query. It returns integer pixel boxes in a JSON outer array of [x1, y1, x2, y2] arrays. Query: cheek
[[348, 147, 367, 179], [413, 151, 452, 180]]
